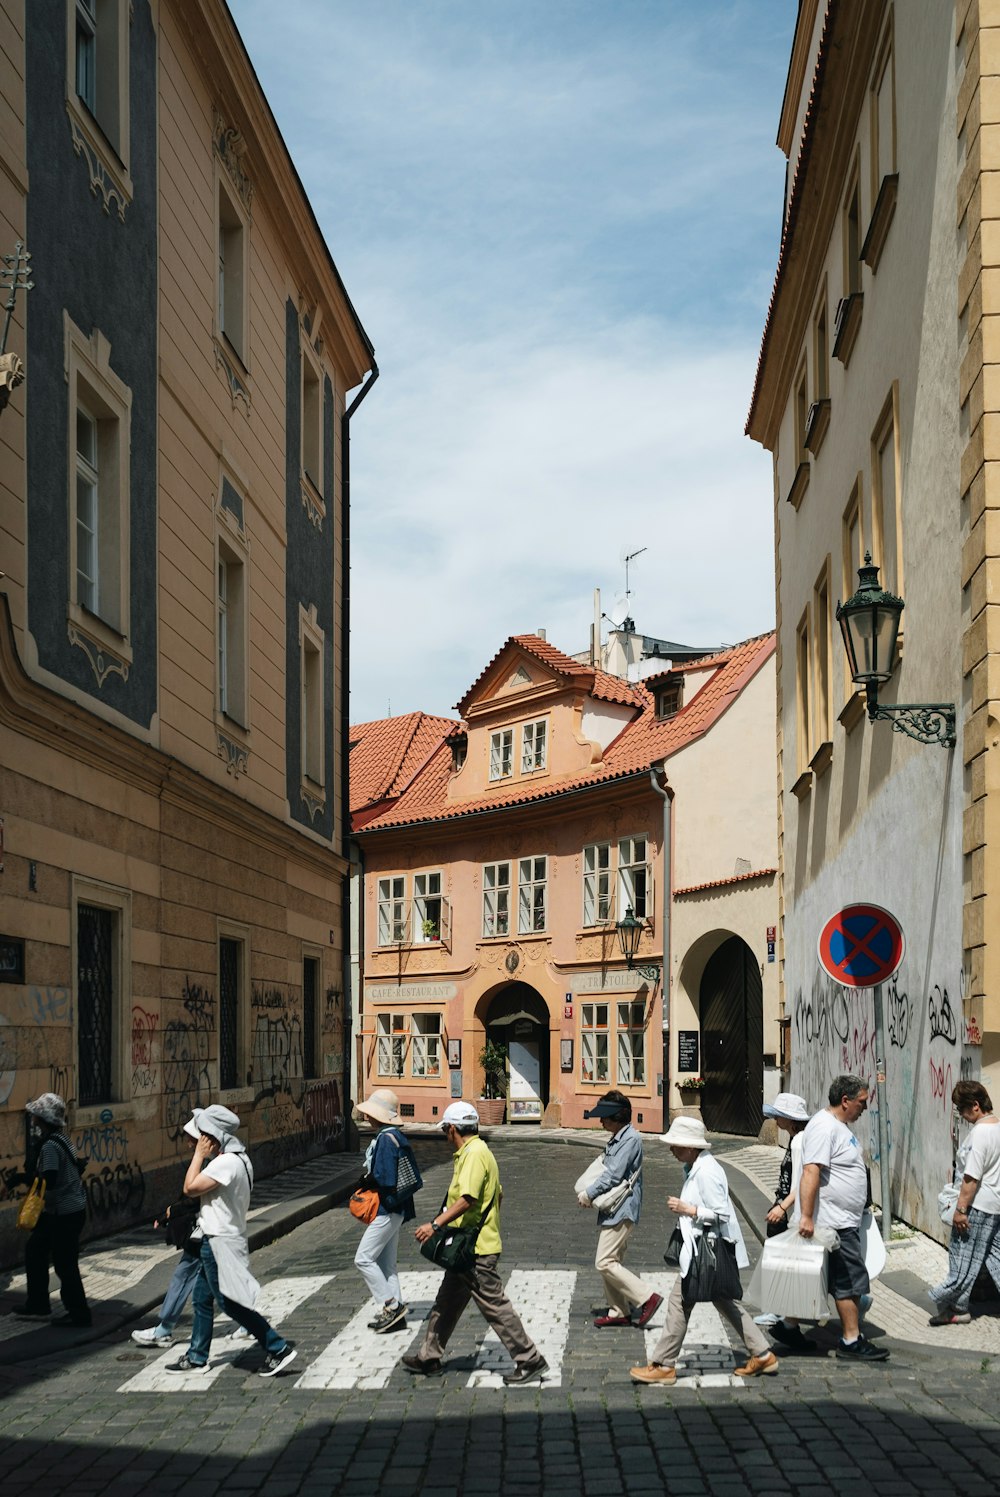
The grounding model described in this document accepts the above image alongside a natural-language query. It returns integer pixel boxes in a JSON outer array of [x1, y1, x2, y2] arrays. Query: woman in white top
[[929, 1079, 1000, 1326], [631, 1116, 779, 1385]]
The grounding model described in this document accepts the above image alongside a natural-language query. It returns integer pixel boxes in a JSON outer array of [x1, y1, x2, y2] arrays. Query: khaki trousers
[[596, 1221, 654, 1317], [417, 1253, 539, 1368], [649, 1275, 770, 1367]]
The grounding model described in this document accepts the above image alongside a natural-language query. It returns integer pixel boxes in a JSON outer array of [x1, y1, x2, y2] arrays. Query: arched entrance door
[[699, 936, 763, 1136], [485, 984, 549, 1123]]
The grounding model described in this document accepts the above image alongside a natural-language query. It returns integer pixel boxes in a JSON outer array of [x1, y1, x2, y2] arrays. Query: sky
[[233, 0, 795, 723]]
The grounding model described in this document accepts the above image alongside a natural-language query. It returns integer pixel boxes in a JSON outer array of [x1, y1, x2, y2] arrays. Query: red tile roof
[[455, 634, 592, 715], [354, 632, 775, 835], [674, 868, 778, 896], [349, 711, 458, 814]]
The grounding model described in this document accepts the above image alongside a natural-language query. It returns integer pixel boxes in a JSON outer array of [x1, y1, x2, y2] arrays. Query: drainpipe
[[649, 764, 673, 1115], [340, 360, 379, 1147]]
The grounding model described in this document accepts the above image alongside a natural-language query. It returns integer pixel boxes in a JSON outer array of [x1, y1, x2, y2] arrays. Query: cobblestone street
[[1, 1135, 1000, 1495]]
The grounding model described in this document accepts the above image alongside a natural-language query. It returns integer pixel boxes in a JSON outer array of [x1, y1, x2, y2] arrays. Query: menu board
[[678, 1030, 700, 1074]]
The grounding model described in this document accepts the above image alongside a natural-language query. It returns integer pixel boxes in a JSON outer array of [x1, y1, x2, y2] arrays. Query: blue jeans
[[159, 1249, 203, 1331], [188, 1237, 287, 1366]]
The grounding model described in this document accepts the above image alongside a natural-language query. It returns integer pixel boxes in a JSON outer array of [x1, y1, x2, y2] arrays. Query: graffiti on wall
[[251, 1004, 305, 1105], [304, 1078, 343, 1147], [131, 1004, 158, 1094], [927, 986, 957, 1047], [164, 980, 213, 1140]]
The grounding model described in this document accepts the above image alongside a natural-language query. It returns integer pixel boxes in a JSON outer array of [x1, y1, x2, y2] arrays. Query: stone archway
[[698, 935, 764, 1136], [482, 983, 550, 1123]]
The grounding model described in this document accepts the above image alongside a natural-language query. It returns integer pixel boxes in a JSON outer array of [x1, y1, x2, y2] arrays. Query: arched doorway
[[699, 936, 763, 1136], [484, 984, 550, 1123]]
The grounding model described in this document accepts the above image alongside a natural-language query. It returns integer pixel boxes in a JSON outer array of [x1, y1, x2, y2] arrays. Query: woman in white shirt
[[631, 1116, 779, 1385], [929, 1079, 1000, 1326]]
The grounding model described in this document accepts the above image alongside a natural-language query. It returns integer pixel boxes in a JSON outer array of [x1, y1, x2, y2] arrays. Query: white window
[[518, 856, 547, 934], [75, 0, 96, 115], [583, 843, 612, 926], [67, 0, 132, 215], [377, 877, 407, 945], [616, 1001, 646, 1086], [489, 729, 513, 781], [75, 404, 99, 614], [656, 682, 682, 720], [521, 719, 547, 773], [483, 862, 510, 937], [217, 536, 247, 726], [302, 349, 323, 492], [299, 606, 325, 790], [581, 1003, 610, 1084], [377, 1012, 407, 1078], [618, 836, 650, 921], [411, 1013, 442, 1078], [413, 872, 442, 943], [217, 177, 248, 365]]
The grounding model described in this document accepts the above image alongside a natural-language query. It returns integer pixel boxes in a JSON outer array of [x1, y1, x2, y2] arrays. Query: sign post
[[818, 903, 905, 1243]]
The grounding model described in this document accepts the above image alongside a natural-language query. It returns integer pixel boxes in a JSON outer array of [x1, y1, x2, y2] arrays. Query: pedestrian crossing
[[117, 1269, 752, 1393]]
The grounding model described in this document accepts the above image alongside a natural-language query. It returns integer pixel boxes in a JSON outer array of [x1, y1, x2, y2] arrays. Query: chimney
[[537, 627, 546, 641]]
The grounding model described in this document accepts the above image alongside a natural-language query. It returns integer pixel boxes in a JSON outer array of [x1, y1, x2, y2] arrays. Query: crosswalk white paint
[[641, 1271, 745, 1388], [466, 1269, 575, 1388], [119, 1275, 334, 1392], [295, 1270, 438, 1390]]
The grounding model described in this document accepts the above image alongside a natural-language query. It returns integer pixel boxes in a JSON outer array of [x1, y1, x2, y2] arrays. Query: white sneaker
[[231, 1325, 253, 1340], [131, 1326, 174, 1348]]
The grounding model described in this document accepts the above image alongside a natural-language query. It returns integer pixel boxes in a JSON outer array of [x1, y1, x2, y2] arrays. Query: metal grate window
[[303, 957, 318, 1079], [219, 937, 241, 1089], [78, 903, 114, 1105]]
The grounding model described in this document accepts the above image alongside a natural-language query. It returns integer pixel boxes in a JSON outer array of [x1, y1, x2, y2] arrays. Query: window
[[871, 26, 896, 192], [74, 877, 130, 1107], [813, 562, 831, 747], [217, 535, 247, 726], [813, 295, 829, 402], [377, 877, 407, 945], [616, 1001, 646, 1086], [411, 1014, 442, 1078], [65, 316, 132, 673], [300, 606, 325, 790], [75, 0, 96, 114], [518, 856, 547, 934], [581, 1003, 610, 1084], [69, 0, 130, 193], [872, 389, 902, 599], [377, 1013, 407, 1078], [303, 954, 320, 1079], [521, 719, 547, 773], [618, 836, 650, 921], [656, 680, 682, 719], [795, 362, 809, 464], [302, 349, 322, 492], [217, 177, 248, 364], [218, 935, 244, 1091], [583, 842, 612, 925], [489, 729, 513, 781], [842, 482, 865, 703], [451, 734, 467, 772], [796, 610, 811, 769], [413, 872, 442, 943], [483, 862, 510, 937], [845, 170, 862, 298]]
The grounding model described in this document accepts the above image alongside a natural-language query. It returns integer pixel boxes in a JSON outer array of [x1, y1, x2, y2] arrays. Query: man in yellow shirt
[[404, 1101, 548, 1386]]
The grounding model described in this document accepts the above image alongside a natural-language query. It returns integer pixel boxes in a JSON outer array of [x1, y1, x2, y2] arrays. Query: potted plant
[[477, 1038, 508, 1125], [677, 1074, 706, 1101], [421, 919, 439, 942]]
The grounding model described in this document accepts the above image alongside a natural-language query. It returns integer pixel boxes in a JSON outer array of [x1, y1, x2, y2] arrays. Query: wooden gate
[[699, 936, 763, 1136]]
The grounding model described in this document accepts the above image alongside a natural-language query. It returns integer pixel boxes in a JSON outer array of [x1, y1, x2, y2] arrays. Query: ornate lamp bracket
[[866, 693, 956, 749]]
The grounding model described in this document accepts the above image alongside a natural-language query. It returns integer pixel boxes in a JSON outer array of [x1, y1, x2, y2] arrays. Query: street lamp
[[836, 554, 955, 748], [616, 906, 660, 983]]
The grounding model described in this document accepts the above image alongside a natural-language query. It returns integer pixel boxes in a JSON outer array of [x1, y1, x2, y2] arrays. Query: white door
[[507, 1038, 542, 1121]]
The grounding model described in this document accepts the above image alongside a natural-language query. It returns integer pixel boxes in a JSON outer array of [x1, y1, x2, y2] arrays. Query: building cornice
[[777, 0, 822, 156]]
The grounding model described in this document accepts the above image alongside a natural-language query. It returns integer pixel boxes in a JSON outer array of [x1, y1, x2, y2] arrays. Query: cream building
[[0, 0, 375, 1262], [746, 0, 997, 1238]]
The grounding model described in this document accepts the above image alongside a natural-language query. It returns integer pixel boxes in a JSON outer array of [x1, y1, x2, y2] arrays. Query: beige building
[[746, 0, 999, 1237], [0, 0, 375, 1261]]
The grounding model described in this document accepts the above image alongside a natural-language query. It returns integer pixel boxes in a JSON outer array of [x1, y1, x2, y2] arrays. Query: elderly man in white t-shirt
[[165, 1105, 297, 1378], [798, 1074, 889, 1363]]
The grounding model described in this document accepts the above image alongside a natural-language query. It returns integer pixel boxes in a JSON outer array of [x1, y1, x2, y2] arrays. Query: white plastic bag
[[748, 1229, 837, 1321], [574, 1157, 605, 1200]]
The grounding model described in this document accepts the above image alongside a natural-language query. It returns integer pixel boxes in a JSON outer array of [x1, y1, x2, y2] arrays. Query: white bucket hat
[[191, 1104, 241, 1144], [661, 1115, 712, 1150], [762, 1092, 810, 1123], [355, 1088, 400, 1126]]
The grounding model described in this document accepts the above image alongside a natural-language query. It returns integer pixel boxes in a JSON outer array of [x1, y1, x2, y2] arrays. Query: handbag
[[574, 1155, 641, 1212], [419, 1191, 496, 1276], [681, 1229, 742, 1303], [161, 1197, 200, 1253], [349, 1187, 380, 1224], [938, 1183, 960, 1226], [16, 1178, 46, 1232], [663, 1225, 683, 1267]]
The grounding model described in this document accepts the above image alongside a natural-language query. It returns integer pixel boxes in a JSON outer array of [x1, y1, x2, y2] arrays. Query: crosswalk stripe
[[466, 1269, 576, 1388], [641, 1271, 745, 1388], [294, 1270, 439, 1390], [118, 1275, 334, 1392]]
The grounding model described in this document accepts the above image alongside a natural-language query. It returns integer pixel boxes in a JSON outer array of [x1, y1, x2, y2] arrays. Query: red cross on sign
[[818, 904, 905, 989]]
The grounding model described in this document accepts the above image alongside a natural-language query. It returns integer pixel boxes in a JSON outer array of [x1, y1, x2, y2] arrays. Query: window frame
[[302, 948, 323, 1081], [301, 343, 324, 497], [615, 999, 647, 1087], [410, 1012, 443, 1079], [412, 870, 443, 944], [482, 861, 511, 938], [841, 479, 866, 708], [796, 608, 812, 771], [376, 1011, 407, 1079], [618, 835, 651, 923], [216, 516, 250, 731], [217, 923, 250, 1096], [65, 0, 132, 216], [871, 384, 903, 611], [215, 167, 250, 370], [377, 876, 408, 946], [580, 1001, 610, 1085], [72, 875, 131, 1107], [521, 718, 548, 774], [299, 604, 326, 799], [843, 158, 863, 299], [583, 841, 612, 927], [517, 855, 548, 935], [869, 17, 896, 201], [812, 559, 832, 751], [489, 728, 513, 782]]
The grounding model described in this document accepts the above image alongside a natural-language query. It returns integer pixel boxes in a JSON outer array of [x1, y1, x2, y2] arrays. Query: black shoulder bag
[[419, 1189, 496, 1276]]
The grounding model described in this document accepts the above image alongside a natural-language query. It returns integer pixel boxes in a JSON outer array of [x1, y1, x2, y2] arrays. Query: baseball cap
[[440, 1101, 480, 1129], [584, 1098, 628, 1120]]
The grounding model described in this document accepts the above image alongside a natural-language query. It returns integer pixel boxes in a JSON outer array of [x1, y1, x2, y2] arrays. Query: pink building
[[351, 631, 778, 1135]]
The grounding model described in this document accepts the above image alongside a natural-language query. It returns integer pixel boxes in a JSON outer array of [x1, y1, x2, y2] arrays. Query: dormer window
[[489, 728, 513, 781], [521, 718, 547, 773], [451, 734, 467, 772], [656, 680, 682, 720]]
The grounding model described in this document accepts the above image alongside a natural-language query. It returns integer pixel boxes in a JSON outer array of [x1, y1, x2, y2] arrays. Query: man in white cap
[[166, 1104, 296, 1377], [403, 1101, 548, 1385]]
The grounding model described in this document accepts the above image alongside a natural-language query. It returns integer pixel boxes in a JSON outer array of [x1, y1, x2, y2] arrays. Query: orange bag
[[348, 1188, 379, 1224]]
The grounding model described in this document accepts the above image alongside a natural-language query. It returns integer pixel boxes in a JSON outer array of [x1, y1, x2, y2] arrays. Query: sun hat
[[583, 1098, 630, 1120], [25, 1093, 67, 1128], [183, 1117, 201, 1141], [762, 1092, 810, 1123], [660, 1115, 712, 1150], [191, 1104, 241, 1144], [355, 1089, 400, 1126], [440, 1101, 480, 1130]]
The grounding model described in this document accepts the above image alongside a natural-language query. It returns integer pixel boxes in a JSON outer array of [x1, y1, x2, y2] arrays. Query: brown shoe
[[733, 1351, 779, 1378], [630, 1363, 676, 1385]]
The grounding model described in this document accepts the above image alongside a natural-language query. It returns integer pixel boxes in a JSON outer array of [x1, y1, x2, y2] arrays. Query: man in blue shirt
[[578, 1091, 662, 1328]]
